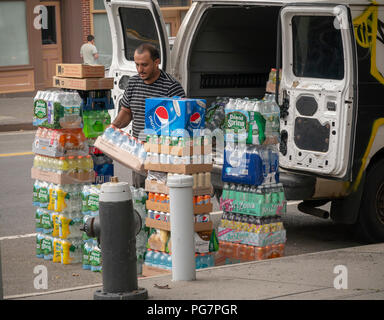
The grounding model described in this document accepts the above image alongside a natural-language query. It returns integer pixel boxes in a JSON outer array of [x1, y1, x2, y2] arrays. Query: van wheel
[[356, 158, 384, 243]]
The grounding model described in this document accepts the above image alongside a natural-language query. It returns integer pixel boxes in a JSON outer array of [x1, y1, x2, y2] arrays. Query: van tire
[[356, 158, 384, 243]]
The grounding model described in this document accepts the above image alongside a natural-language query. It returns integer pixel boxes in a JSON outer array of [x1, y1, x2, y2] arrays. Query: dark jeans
[[132, 170, 146, 189]]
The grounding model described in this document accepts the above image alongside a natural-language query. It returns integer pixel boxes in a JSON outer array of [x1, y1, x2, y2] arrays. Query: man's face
[[134, 50, 160, 83]]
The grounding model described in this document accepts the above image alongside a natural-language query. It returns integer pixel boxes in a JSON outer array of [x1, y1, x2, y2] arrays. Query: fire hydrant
[[82, 177, 148, 300]]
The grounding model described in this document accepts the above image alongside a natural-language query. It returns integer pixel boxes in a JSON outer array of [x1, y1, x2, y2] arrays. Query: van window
[[119, 7, 160, 61], [292, 16, 344, 80]]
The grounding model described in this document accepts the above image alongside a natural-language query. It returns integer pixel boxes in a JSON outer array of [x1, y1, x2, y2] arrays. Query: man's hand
[[112, 107, 132, 129]]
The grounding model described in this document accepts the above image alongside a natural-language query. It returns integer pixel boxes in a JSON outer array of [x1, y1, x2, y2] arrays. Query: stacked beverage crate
[[142, 134, 218, 275], [33, 64, 114, 269], [141, 97, 219, 276], [216, 68, 287, 265]]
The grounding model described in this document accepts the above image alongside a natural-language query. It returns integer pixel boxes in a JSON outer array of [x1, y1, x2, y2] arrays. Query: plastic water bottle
[[131, 138, 140, 156], [33, 180, 41, 206], [120, 133, 130, 151], [208, 253, 215, 267], [228, 183, 237, 201], [138, 142, 147, 161], [159, 252, 167, 269], [260, 147, 270, 185], [103, 125, 115, 142], [195, 253, 201, 270], [144, 249, 154, 267], [82, 241, 92, 270], [222, 183, 229, 200], [36, 233, 45, 258], [166, 253, 172, 270], [200, 253, 208, 269], [152, 250, 161, 268]]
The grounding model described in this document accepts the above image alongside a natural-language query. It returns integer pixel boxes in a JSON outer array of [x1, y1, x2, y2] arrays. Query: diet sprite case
[[144, 97, 206, 136]]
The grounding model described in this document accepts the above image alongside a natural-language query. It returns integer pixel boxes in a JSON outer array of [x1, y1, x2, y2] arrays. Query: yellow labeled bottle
[[61, 239, 82, 265], [58, 213, 70, 239], [47, 183, 56, 211], [52, 237, 62, 263], [51, 212, 60, 238]]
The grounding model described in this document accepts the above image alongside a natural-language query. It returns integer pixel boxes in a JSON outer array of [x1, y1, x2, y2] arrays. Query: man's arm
[[112, 106, 132, 128], [92, 46, 99, 60]]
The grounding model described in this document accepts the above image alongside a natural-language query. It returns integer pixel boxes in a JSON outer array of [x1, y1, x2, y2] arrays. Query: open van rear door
[[104, 0, 170, 117], [277, 4, 357, 180]]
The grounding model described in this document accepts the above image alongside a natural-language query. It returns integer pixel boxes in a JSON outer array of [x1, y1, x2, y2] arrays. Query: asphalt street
[[0, 130, 366, 298]]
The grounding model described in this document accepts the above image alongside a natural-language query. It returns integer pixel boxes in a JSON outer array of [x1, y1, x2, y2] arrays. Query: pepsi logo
[[155, 214, 161, 220], [154, 106, 169, 127], [201, 215, 209, 222], [190, 112, 202, 127]]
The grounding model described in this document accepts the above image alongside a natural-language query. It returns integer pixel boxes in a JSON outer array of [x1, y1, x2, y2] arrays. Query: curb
[[0, 123, 34, 132]]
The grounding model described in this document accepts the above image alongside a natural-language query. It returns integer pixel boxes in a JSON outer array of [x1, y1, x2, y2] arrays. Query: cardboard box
[[56, 64, 105, 78], [141, 264, 171, 277], [144, 143, 212, 156], [145, 179, 212, 196], [146, 200, 213, 214], [31, 167, 94, 185], [94, 136, 145, 173], [145, 218, 213, 232], [144, 162, 212, 174], [144, 97, 206, 136], [53, 76, 114, 90]]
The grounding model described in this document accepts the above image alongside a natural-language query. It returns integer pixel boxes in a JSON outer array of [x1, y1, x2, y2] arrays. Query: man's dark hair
[[87, 35, 95, 42], [135, 43, 160, 61]]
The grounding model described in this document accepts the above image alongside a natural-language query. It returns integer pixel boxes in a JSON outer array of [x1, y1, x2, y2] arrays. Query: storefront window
[[93, 0, 106, 11], [0, 1, 29, 67]]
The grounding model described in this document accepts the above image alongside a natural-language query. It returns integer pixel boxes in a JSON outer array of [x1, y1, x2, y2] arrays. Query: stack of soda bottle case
[[96, 125, 157, 275], [140, 97, 219, 275], [216, 68, 287, 265], [32, 64, 114, 270]]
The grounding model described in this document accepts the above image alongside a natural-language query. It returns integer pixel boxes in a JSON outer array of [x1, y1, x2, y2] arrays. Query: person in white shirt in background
[[80, 35, 99, 65]]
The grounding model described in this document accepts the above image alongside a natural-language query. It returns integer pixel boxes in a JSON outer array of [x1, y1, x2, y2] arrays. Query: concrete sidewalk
[[11, 243, 384, 300], [0, 96, 34, 132]]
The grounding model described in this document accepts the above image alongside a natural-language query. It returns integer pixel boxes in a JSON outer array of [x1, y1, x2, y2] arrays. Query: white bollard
[[167, 174, 196, 281]]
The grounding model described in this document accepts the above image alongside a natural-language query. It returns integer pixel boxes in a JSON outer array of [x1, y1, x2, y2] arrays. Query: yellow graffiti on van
[[353, 1, 384, 85]]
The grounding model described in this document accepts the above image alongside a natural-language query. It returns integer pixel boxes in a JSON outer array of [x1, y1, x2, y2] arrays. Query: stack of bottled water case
[[34, 180, 89, 265], [33, 90, 83, 129], [81, 184, 102, 272], [80, 184, 150, 275], [218, 70, 287, 264], [33, 89, 99, 266]]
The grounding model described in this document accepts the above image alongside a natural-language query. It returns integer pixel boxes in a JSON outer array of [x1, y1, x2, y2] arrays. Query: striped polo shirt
[[120, 70, 185, 140]]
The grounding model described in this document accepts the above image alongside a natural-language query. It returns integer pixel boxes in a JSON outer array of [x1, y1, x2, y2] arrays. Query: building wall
[[81, 0, 92, 44], [61, 0, 83, 64]]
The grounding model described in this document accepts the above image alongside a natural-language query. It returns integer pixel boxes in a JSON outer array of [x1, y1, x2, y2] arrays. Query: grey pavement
[[0, 96, 34, 132], [8, 243, 384, 300]]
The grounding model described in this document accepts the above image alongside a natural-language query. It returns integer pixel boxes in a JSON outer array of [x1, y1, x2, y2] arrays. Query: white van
[[104, 0, 384, 242]]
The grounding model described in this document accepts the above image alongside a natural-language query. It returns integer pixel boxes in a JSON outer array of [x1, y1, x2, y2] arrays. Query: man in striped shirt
[[112, 43, 185, 186]]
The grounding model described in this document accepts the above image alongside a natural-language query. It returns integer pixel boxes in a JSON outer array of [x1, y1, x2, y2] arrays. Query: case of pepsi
[[144, 97, 206, 137]]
